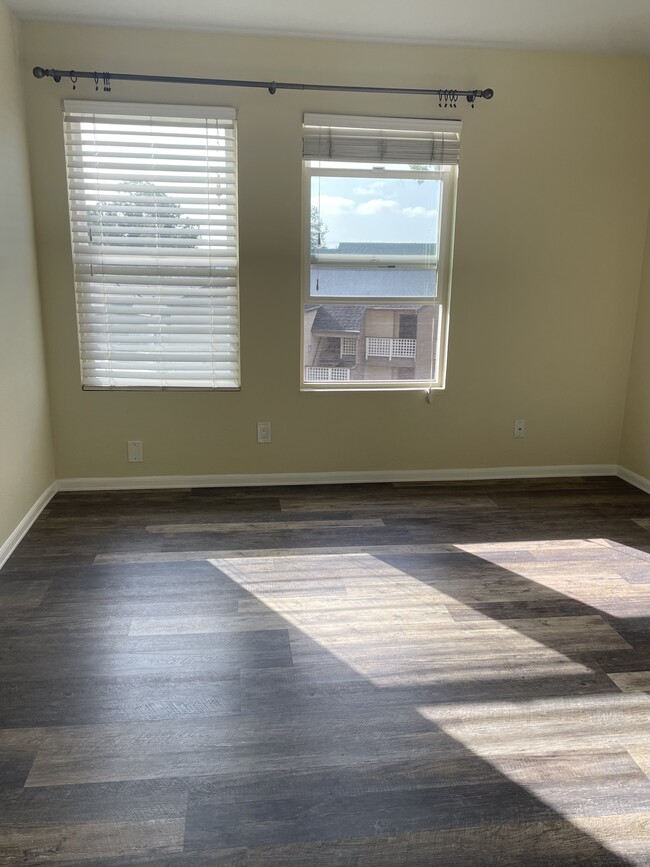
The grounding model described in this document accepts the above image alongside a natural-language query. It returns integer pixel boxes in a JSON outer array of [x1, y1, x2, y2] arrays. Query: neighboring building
[[304, 303, 436, 384], [304, 242, 438, 384]]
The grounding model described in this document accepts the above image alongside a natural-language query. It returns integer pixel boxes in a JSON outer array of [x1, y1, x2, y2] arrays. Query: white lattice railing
[[366, 337, 416, 360], [340, 337, 358, 357], [305, 367, 351, 382]]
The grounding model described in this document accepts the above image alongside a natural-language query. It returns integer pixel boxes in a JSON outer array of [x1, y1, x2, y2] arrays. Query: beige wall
[[0, 3, 54, 552], [365, 311, 396, 340], [620, 203, 650, 478], [21, 21, 650, 479]]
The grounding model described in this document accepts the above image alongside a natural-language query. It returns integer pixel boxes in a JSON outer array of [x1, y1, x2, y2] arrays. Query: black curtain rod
[[32, 66, 493, 105]]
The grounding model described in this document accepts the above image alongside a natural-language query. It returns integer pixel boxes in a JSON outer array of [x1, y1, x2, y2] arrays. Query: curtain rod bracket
[[32, 66, 494, 106]]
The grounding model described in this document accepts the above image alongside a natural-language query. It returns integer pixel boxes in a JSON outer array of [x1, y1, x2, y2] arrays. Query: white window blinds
[[63, 101, 240, 390], [303, 113, 461, 166]]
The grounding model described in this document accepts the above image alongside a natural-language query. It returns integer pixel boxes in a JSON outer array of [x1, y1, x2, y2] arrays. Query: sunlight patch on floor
[[208, 552, 601, 685], [452, 537, 650, 616], [419, 692, 650, 862]]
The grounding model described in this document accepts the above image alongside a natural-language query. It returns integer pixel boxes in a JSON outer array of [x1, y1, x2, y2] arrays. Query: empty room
[[2, 0, 650, 863]]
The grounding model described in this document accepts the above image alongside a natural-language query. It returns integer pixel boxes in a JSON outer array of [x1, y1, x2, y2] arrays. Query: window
[[63, 101, 239, 390], [302, 113, 460, 390]]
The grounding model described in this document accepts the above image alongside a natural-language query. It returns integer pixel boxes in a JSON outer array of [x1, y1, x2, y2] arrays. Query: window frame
[[301, 159, 458, 392]]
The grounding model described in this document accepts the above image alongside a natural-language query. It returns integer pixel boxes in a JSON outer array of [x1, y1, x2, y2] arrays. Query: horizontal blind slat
[[67, 171, 235, 184], [72, 230, 237, 241], [67, 183, 236, 196], [74, 267, 238, 279], [72, 235, 237, 248], [71, 211, 235, 222], [65, 144, 235, 155], [64, 111, 236, 126]]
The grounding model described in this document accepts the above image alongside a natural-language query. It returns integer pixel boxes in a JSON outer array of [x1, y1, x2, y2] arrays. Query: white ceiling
[[6, 0, 650, 55]]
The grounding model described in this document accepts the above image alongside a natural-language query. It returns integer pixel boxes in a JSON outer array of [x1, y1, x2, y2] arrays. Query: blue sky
[[312, 176, 441, 247]]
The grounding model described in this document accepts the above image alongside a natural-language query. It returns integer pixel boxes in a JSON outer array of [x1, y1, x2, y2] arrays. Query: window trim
[[301, 156, 457, 392]]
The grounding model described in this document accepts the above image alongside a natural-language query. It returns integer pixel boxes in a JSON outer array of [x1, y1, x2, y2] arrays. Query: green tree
[[310, 206, 328, 249], [409, 164, 440, 185], [89, 181, 200, 245]]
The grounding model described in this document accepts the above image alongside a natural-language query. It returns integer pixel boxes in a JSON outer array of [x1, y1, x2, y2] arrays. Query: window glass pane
[[310, 175, 441, 298], [303, 303, 440, 385]]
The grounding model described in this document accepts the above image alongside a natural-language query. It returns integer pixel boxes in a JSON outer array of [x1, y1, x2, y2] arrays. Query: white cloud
[[353, 181, 386, 196], [317, 195, 355, 216], [402, 206, 438, 219], [356, 198, 399, 215]]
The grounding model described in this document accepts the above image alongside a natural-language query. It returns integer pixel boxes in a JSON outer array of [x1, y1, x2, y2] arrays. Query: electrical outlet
[[257, 422, 272, 444], [514, 419, 526, 439], [127, 440, 143, 462]]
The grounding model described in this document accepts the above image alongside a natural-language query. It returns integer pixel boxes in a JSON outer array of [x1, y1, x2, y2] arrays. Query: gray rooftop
[[315, 242, 436, 257], [312, 305, 365, 334]]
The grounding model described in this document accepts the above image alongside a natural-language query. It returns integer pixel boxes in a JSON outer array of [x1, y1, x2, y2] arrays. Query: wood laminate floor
[[2, 477, 650, 864]]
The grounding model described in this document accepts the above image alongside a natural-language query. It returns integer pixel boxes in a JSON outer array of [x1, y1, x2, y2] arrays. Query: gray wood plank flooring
[[2, 477, 650, 864]]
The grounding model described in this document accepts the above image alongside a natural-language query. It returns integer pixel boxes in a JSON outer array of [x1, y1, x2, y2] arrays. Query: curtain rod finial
[[32, 66, 47, 79], [482, 88, 494, 99]]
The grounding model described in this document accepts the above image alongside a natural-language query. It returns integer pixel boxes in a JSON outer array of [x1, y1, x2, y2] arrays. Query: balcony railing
[[366, 337, 416, 360], [305, 366, 351, 382]]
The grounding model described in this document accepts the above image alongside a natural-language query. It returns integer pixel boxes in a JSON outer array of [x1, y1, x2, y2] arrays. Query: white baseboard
[[57, 464, 618, 492], [0, 482, 58, 570], [2, 466, 640, 567], [617, 465, 650, 495]]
